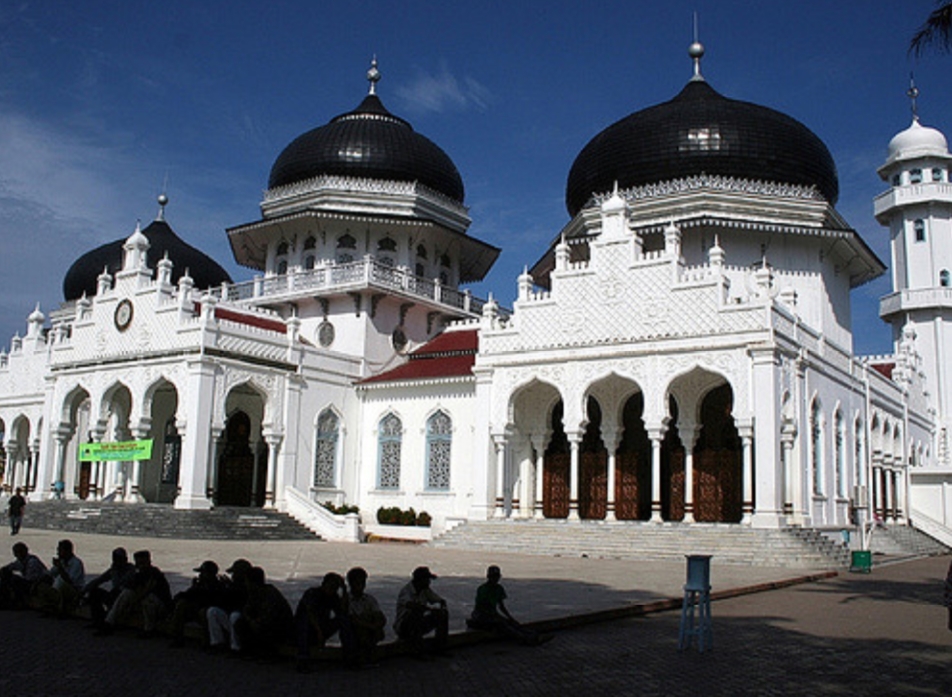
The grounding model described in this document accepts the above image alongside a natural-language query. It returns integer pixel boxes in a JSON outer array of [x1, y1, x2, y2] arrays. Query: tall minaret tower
[[875, 82, 952, 463]]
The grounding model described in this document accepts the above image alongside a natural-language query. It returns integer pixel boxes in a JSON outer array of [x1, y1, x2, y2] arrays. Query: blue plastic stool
[[678, 554, 712, 652]]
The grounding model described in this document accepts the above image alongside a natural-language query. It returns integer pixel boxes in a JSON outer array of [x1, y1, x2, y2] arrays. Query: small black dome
[[565, 80, 839, 217], [62, 219, 232, 301], [268, 94, 465, 202]]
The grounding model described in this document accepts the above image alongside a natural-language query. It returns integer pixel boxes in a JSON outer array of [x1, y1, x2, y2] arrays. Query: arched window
[[426, 411, 452, 490], [834, 411, 845, 498], [933, 167, 944, 182], [416, 244, 428, 260], [303, 236, 316, 250], [304, 255, 316, 270], [941, 269, 950, 287], [277, 260, 288, 275], [337, 234, 357, 249], [892, 173, 901, 187], [275, 240, 290, 275], [910, 168, 923, 184], [811, 399, 823, 495], [377, 414, 402, 489], [378, 237, 397, 252], [314, 409, 339, 488], [914, 219, 926, 242], [276, 241, 289, 256]]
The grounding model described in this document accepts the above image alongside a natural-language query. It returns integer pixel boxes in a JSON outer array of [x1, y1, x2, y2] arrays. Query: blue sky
[[0, 0, 949, 356]]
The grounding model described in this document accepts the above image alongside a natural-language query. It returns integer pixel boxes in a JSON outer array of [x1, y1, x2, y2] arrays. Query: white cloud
[[394, 63, 493, 115]]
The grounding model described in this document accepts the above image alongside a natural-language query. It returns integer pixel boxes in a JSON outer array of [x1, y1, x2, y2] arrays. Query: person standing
[[7, 488, 26, 535]]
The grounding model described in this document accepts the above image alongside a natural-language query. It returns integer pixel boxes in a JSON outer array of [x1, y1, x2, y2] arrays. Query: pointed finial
[[908, 74, 920, 122], [157, 192, 169, 221], [689, 13, 705, 82], [367, 56, 381, 95]]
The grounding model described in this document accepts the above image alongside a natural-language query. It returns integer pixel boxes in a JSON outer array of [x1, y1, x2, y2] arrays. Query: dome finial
[[157, 192, 169, 221], [908, 73, 920, 123], [688, 13, 705, 82], [367, 56, 381, 95]]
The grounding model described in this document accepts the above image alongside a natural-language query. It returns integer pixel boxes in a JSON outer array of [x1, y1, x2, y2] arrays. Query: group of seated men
[[0, 540, 549, 670]]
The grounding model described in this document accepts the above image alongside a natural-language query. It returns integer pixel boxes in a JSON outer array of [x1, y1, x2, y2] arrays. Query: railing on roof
[[216, 258, 486, 316]]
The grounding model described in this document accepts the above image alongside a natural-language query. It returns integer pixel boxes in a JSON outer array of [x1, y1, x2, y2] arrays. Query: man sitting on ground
[[83, 547, 135, 629], [467, 565, 550, 645], [394, 566, 448, 656], [346, 566, 387, 666], [169, 560, 229, 648], [0, 542, 47, 609], [230, 566, 293, 659], [34, 539, 85, 616], [294, 572, 351, 672], [99, 550, 172, 638]]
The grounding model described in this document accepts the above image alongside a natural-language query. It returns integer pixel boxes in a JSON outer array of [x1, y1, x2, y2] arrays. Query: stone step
[[19, 501, 320, 541], [431, 520, 850, 568]]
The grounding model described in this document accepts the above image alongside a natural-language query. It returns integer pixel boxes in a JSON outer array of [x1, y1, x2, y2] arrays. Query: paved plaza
[[0, 528, 950, 696]]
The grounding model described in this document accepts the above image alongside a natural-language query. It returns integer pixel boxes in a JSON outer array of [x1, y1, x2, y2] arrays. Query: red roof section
[[360, 329, 478, 384], [870, 362, 895, 380], [193, 302, 287, 334]]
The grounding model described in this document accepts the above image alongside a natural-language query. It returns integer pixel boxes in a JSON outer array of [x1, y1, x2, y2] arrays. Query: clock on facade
[[114, 298, 134, 332]]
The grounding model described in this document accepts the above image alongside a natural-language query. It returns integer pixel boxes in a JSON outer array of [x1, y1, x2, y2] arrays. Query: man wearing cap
[[206, 559, 253, 652], [169, 560, 229, 648], [394, 566, 448, 655], [83, 547, 135, 629]]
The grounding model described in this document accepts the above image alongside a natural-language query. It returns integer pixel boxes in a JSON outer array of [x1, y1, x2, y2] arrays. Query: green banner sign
[[78, 440, 153, 462]]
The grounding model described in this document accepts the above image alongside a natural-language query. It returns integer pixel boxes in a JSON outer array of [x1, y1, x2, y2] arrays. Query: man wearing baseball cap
[[394, 566, 448, 656]]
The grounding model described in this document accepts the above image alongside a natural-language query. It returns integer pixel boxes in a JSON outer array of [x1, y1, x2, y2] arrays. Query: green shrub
[[321, 501, 359, 516], [376, 505, 432, 526]]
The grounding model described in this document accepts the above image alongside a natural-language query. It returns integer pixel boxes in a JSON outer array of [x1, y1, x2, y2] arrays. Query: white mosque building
[[1, 49, 951, 548]]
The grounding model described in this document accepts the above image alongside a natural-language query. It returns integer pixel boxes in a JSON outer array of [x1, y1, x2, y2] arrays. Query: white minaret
[[875, 82, 952, 463]]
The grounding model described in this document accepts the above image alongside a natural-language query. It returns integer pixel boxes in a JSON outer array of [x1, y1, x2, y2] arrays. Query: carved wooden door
[[579, 451, 607, 519], [543, 453, 570, 518], [695, 450, 742, 522], [615, 451, 641, 520]]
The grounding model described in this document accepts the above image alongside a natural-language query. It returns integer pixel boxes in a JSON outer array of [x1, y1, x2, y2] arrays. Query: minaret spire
[[908, 74, 920, 123], [367, 56, 381, 95], [689, 13, 705, 82]]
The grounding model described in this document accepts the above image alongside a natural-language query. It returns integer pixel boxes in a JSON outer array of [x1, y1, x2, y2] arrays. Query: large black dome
[[63, 218, 232, 301], [268, 93, 465, 202], [565, 79, 839, 217]]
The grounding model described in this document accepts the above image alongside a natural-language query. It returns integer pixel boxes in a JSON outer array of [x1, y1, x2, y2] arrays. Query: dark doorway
[[216, 411, 267, 507]]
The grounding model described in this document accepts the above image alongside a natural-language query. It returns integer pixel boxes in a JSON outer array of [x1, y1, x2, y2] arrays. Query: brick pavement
[[0, 528, 949, 696]]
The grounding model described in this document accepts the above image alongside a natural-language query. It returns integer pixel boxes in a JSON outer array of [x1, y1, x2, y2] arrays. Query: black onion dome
[[268, 93, 465, 202], [63, 218, 232, 301], [565, 79, 839, 217]]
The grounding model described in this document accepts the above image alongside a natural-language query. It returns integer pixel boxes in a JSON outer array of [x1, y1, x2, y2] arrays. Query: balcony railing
[[217, 258, 486, 315]]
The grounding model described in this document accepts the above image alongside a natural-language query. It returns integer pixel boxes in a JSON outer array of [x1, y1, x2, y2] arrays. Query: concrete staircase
[[430, 519, 851, 569], [868, 524, 950, 557], [19, 500, 319, 541]]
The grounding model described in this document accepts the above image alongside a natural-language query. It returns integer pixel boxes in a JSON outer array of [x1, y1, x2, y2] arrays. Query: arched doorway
[[693, 384, 742, 522], [543, 402, 569, 519], [615, 392, 651, 520], [578, 397, 607, 520], [216, 410, 267, 507]]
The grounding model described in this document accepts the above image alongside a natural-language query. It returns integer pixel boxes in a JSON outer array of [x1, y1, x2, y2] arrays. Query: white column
[[262, 430, 283, 508], [174, 359, 215, 510], [739, 423, 754, 524], [492, 434, 507, 518], [568, 432, 581, 521], [648, 426, 665, 523], [603, 428, 619, 522], [532, 435, 545, 520], [681, 421, 697, 524], [781, 424, 796, 522], [129, 423, 150, 503]]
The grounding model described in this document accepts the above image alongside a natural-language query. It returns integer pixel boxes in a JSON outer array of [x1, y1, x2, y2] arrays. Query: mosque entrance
[[693, 384, 742, 522], [216, 411, 267, 507], [543, 402, 569, 518], [578, 397, 607, 520], [615, 392, 651, 520]]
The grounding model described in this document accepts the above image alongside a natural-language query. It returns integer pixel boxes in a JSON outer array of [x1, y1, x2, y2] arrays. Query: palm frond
[[911, 2, 952, 56]]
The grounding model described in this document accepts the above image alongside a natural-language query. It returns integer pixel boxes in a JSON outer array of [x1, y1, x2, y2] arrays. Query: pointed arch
[[425, 409, 453, 491], [313, 406, 342, 489], [377, 412, 403, 490]]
